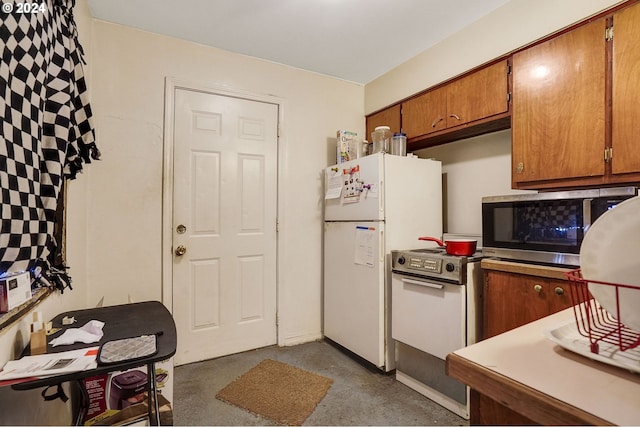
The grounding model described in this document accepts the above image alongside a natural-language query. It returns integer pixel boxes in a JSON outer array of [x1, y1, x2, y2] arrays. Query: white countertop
[[452, 308, 640, 425]]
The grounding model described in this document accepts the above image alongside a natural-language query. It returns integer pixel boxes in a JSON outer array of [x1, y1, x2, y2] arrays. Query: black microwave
[[481, 187, 638, 266]]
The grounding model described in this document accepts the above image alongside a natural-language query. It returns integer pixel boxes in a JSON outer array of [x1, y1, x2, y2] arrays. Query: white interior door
[[172, 88, 278, 365]]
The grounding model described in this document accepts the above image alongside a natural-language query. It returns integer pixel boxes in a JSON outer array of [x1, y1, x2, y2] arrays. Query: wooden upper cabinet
[[365, 104, 401, 141], [402, 86, 447, 138], [446, 60, 509, 127], [612, 2, 640, 176], [402, 59, 509, 141], [512, 18, 606, 186], [512, 2, 640, 190]]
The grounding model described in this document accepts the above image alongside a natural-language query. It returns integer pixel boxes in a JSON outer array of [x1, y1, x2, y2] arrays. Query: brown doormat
[[215, 359, 333, 425]]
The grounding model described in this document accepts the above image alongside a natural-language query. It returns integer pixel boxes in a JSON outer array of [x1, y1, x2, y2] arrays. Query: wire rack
[[565, 269, 640, 354]]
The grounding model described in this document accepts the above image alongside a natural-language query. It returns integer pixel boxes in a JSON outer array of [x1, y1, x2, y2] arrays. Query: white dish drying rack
[[544, 269, 640, 373]]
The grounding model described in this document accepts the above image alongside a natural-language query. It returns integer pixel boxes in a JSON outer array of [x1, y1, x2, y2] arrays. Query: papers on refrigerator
[[0, 347, 98, 381], [354, 226, 376, 267], [325, 171, 343, 200]]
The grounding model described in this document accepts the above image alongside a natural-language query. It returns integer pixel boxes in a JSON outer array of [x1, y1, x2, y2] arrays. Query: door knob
[[175, 245, 187, 256], [533, 284, 543, 293]]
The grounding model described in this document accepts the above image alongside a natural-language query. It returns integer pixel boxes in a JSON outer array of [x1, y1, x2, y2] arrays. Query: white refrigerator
[[323, 152, 442, 371]]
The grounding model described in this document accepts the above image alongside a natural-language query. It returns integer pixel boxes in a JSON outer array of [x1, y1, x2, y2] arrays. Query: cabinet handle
[[431, 117, 443, 128], [534, 284, 542, 293], [449, 113, 461, 121], [555, 287, 564, 296]]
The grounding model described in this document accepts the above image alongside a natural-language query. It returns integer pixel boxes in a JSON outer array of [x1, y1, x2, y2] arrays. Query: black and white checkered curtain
[[1, 0, 99, 286]]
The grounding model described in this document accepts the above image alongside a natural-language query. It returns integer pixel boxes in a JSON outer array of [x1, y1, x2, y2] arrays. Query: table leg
[[75, 379, 89, 426], [146, 362, 160, 425]]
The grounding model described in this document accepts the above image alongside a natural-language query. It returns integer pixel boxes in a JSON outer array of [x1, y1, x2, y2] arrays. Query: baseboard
[[279, 332, 323, 347]]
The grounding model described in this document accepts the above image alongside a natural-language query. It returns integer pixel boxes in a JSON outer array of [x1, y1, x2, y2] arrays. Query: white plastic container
[[391, 133, 407, 156], [371, 126, 392, 153]]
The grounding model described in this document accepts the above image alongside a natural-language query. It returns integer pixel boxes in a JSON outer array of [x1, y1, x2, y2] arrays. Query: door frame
[[161, 77, 286, 345]]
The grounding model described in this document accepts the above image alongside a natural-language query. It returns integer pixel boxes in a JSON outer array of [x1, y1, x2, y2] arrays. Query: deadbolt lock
[[176, 224, 186, 234], [175, 245, 187, 256]]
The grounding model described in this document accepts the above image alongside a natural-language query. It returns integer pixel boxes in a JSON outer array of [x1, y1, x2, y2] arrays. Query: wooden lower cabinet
[[470, 264, 585, 425], [483, 269, 575, 340], [470, 389, 537, 426]]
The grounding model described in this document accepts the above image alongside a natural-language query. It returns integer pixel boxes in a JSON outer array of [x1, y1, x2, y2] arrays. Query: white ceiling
[[86, 0, 510, 84]]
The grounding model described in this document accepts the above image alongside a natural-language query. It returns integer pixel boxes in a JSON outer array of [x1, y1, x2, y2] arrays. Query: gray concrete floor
[[173, 340, 468, 426]]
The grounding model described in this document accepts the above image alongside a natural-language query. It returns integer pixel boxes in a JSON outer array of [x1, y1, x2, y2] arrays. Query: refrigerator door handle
[[379, 179, 384, 215]]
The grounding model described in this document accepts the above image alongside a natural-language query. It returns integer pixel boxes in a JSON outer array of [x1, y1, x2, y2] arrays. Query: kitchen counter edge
[[480, 258, 574, 280], [446, 307, 640, 426]]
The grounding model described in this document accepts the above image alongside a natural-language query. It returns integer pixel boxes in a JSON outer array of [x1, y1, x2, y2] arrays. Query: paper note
[[343, 166, 361, 203], [325, 170, 343, 200], [0, 347, 99, 381], [354, 226, 376, 267]]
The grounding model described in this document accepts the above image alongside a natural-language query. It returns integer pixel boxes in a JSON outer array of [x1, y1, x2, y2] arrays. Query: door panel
[[323, 221, 385, 368], [612, 2, 640, 175], [483, 271, 550, 339], [447, 60, 508, 127], [192, 259, 220, 328], [512, 19, 606, 183], [392, 275, 465, 360], [324, 153, 383, 221], [172, 88, 278, 365], [402, 86, 447, 138]]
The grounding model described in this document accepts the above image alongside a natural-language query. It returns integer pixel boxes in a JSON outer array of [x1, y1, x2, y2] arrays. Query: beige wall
[[417, 130, 534, 234], [366, 0, 624, 113], [84, 18, 364, 345], [368, 0, 624, 234]]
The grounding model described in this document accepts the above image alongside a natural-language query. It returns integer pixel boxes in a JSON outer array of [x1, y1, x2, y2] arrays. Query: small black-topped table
[[11, 301, 177, 426]]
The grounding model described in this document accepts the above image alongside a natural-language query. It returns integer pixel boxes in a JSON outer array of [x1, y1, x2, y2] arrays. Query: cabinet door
[[483, 271, 550, 339], [612, 2, 640, 175], [366, 104, 401, 141], [401, 86, 447, 139], [447, 60, 509, 128], [483, 271, 577, 339], [546, 278, 576, 315], [471, 391, 537, 426], [512, 19, 606, 184]]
